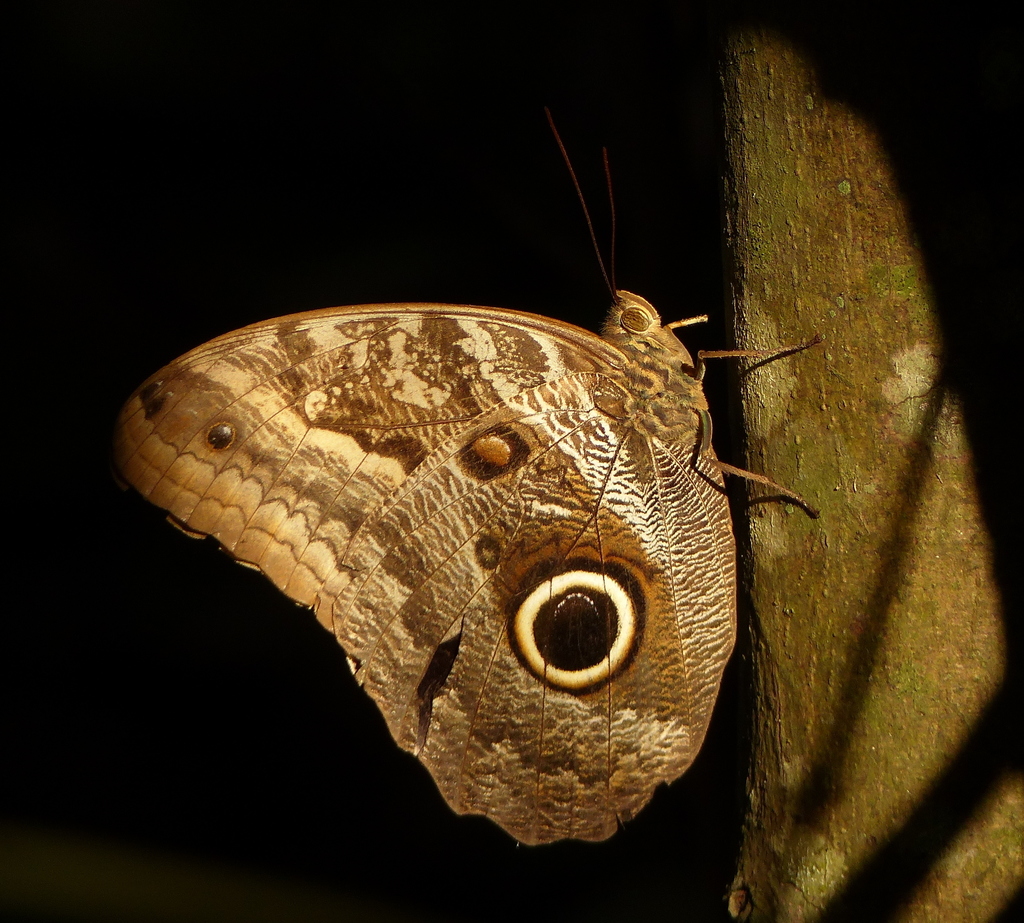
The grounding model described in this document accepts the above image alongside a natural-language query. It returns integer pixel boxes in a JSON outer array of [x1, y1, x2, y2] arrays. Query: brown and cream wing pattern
[[113, 297, 736, 845], [115, 304, 611, 604]]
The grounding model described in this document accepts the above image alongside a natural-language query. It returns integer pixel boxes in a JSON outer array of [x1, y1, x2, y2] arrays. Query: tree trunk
[[719, 28, 1021, 922]]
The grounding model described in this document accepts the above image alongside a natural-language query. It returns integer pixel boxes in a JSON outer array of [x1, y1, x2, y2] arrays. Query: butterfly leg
[[695, 333, 824, 380], [714, 460, 819, 519], [693, 331, 824, 519]]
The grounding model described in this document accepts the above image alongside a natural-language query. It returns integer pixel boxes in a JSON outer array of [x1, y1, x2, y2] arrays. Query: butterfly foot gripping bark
[[114, 290, 801, 844]]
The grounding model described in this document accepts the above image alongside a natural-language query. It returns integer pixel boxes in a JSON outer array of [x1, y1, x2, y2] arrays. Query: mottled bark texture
[[719, 29, 1021, 923]]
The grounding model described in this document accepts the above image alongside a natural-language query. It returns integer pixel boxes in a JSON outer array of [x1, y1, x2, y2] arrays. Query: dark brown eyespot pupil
[[533, 591, 616, 672], [206, 422, 236, 450]]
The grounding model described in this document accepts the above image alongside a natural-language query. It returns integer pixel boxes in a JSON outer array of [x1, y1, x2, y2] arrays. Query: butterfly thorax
[[600, 291, 709, 446]]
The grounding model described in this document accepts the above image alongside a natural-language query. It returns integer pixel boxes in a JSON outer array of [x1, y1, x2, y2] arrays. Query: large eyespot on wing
[[508, 562, 642, 692]]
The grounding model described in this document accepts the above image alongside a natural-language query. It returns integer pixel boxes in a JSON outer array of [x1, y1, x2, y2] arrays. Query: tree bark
[[719, 28, 1022, 922]]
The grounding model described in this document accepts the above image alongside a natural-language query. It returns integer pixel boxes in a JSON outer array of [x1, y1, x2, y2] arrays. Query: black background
[[10, 3, 733, 922], [8, 2, 1020, 922]]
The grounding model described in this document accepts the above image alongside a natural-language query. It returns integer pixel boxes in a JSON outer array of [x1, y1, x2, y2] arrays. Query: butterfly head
[[604, 290, 700, 376]]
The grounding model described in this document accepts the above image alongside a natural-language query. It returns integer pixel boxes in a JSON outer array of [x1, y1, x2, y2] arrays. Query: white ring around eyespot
[[513, 570, 636, 690]]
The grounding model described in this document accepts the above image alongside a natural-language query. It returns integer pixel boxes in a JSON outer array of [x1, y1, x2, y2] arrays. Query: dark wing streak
[[383, 460, 537, 722], [351, 407, 605, 679]]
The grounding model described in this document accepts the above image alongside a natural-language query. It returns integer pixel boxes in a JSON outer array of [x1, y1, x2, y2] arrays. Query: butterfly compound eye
[[618, 305, 655, 333]]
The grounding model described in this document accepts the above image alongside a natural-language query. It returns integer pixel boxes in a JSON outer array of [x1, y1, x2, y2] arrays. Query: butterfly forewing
[[114, 298, 736, 845]]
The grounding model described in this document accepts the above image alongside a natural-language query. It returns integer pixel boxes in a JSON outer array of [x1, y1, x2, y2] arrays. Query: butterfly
[[113, 289, 747, 845]]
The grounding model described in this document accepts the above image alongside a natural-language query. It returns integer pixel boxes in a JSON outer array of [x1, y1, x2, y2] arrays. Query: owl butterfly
[[113, 290, 810, 845]]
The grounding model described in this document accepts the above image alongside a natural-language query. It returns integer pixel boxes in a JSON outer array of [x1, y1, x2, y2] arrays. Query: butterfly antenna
[[545, 108, 614, 298], [602, 147, 618, 292]]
